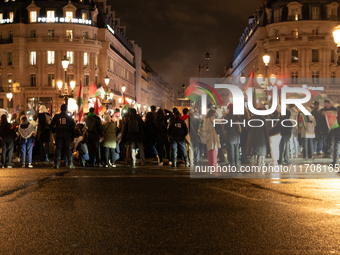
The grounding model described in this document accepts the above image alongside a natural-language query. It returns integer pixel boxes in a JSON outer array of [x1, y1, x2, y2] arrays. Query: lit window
[[47, 51, 55, 65], [95, 54, 98, 68], [47, 11, 55, 22], [30, 11, 37, 23], [9, 12, 13, 22], [82, 13, 87, 20], [30, 51, 36, 65], [84, 52, 89, 66], [66, 11, 73, 19], [292, 28, 298, 39], [83, 31, 88, 39], [80, 0, 83, 2], [0, 13, 3, 20], [48, 30, 54, 38], [48, 74, 55, 87], [4, 0, 8, 2], [67, 51, 74, 64], [110, 59, 113, 71], [292, 49, 298, 63], [66, 30, 73, 39]]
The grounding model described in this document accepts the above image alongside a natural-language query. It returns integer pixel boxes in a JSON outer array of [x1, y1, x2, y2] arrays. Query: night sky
[[107, 0, 262, 94]]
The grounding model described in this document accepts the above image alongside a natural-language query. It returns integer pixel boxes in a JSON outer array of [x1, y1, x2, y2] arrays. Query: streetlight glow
[[270, 74, 276, 85], [61, 55, 69, 70], [121, 84, 126, 93], [70, 80, 76, 90], [263, 53, 270, 66], [333, 25, 340, 47], [6, 92, 12, 100], [110, 92, 114, 99], [57, 80, 63, 90], [105, 75, 110, 86], [257, 74, 263, 84], [240, 73, 246, 84], [118, 97, 122, 103]]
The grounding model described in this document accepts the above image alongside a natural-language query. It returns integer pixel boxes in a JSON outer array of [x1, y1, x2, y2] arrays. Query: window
[[312, 7, 320, 20], [30, 11, 37, 23], [48, 30, 54, 38], [47, 51, 55, 64], [30, 51, 36, 65], [312, 71, 319, 84], [47, 10, 55, 22], [30, 74, 36, 87], [9, 31, 13, 41], [292, 49, 298, 62], [292, 28, 298, 38], [312, 29, 319, 35], [94, 33, 97, 40], [275, 29, 279, 38], [331, 71, 336, 84], [275, 51, 279, 64], [109, 59, 114, 71], [291, 71, 298, 84], [30, 30, 36, 38], [95, 75, 97, 86], [67, 74, 74, 84], [121, 68, 126, 78], [84, 74, 89, 86], [9, 12, 13, 22], [292, 8, 299, 20], [95, 54, 98, 68], [48, 74, 55, 87], [66, 11, 73, 19], [67, 51, 74, 64], [83, 31, 88, 39], [312, 49, 319, 62], [82, 13, 87, 20], [84, 52, 89, 66], [0, 13, 3, 20], [7, 52, 12, 65], [274, 9, 281, 22], [331, 50, 335, 63], [331, 8, 337, 19], [66, 30, 73, 39]]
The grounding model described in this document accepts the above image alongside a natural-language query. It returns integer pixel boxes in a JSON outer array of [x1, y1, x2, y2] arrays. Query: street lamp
[[104, 75, 110, 87], [333, 25, 340, 65], [58, 55, 74, 107], [240, 73, 246, 85], [6, 92, 12, 113], [121, 84, 126, 104], [198, 52, 210, 78]]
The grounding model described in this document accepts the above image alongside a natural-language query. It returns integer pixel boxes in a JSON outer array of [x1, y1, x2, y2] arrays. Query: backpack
[[128, 117, 139, 134], [155, 119, 167, 133], [171, 120, 184, 136]]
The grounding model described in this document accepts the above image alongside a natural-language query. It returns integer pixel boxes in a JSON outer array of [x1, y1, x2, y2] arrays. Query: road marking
[[208, 186, 262, 201]]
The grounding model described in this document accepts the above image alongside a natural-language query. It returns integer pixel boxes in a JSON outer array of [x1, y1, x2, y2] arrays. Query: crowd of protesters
[[0, 99, 340, 169]]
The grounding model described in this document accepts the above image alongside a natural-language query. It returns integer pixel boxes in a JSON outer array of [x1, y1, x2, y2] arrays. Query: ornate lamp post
[[121, 84, 126, 104], [58, 56, 75, 108], [256, 52, 275, 107], [198, 52, 210, 78], [6, 92, 12, 113]]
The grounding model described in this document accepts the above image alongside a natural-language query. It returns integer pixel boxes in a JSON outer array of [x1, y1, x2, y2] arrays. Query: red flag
[[94, 96, 99, 115], [247, 70, 254, 88], [123, 94, 128, 105], [49, 101, 52, 115], [77, 80, 83, 122]]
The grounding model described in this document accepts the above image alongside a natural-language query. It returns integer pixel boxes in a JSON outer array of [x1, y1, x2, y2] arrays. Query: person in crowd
[[320, 99, 337, 158], [180, 108, 194, 166], [299, 107, 316, 160], [145, 112, 159, 164], [270, 111, 293, 165], [85, 107, 103, 167], [150, 105, 157, 118], [30, 115, 38, 133], [333, 106, 340, 165], [102, 115, 118, 168], [240, 107, 250, 164], [50, 104, 75, 169], [246, 113, 269, 167], [224, 104, 241, 166], [123, 108, 146, 166], [73, 123, 89, 167], [287, 104, 299, 158], [168, 110, 189, 167], [311, 101, 323, 155], [37, 105, 51, 162], [0, 114, 16, 168], [155, 108, 172, 166], [189, 109, 200, 164], [204, 109, 220, 167], [18, 115, 35, 168], [268, 110, 281, 165]]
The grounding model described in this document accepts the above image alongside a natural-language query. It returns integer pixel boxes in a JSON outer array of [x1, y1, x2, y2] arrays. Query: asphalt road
[[1, 165, 340, 254]]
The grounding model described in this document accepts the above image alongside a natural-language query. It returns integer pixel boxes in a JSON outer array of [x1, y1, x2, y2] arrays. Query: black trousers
[[303, 138, 314, 158], [104, 147, 116, 165], [157, 135, 170, 162], [227, 143, 239, 165], [87, 133, 100, 165], [55, 133, 72, 165], [323, 130, 336, 156]]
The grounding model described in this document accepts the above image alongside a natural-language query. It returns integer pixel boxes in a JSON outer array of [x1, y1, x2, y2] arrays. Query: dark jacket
[[37, 112, 51, 142], [123, 113, 145, 143], [311, 107, 322, 134], [50, 111, 75, 137], [155, 110, 172, 143], [85, 113, 103, 136], [0, 122, 15, 141], [145, 121, 157, 147], [246, 115, 269, 156], [269, 111, 293, 137], [224, 113, 241, 144], [168, 116, 188, 142]]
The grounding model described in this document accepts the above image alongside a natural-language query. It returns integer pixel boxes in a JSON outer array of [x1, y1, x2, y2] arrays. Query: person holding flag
[[320, 99, 337, 158], [76, 80, 83, 123]]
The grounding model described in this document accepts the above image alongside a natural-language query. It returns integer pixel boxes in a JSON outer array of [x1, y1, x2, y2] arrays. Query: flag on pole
[[94, 96, 103, 116], [246, 70, 254, 88], [123, 94, 128, 105], [299, 112, 310, 123], [325, 111, 339, 130], [49, 101, 53, 115], [89, 83, 105, 98], [76, 80, 83, 122]]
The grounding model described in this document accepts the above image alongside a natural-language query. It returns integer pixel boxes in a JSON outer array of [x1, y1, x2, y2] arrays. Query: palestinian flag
[[94, 96, 103, 115], [89, 83, 105, 98], [299, 112, 310, 123], [246, 70, 254, 89], [76, 80, 83, 122], [121, 104, 129, 116], [184, 81, 222, 105], [325, 111, 339, 130]]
